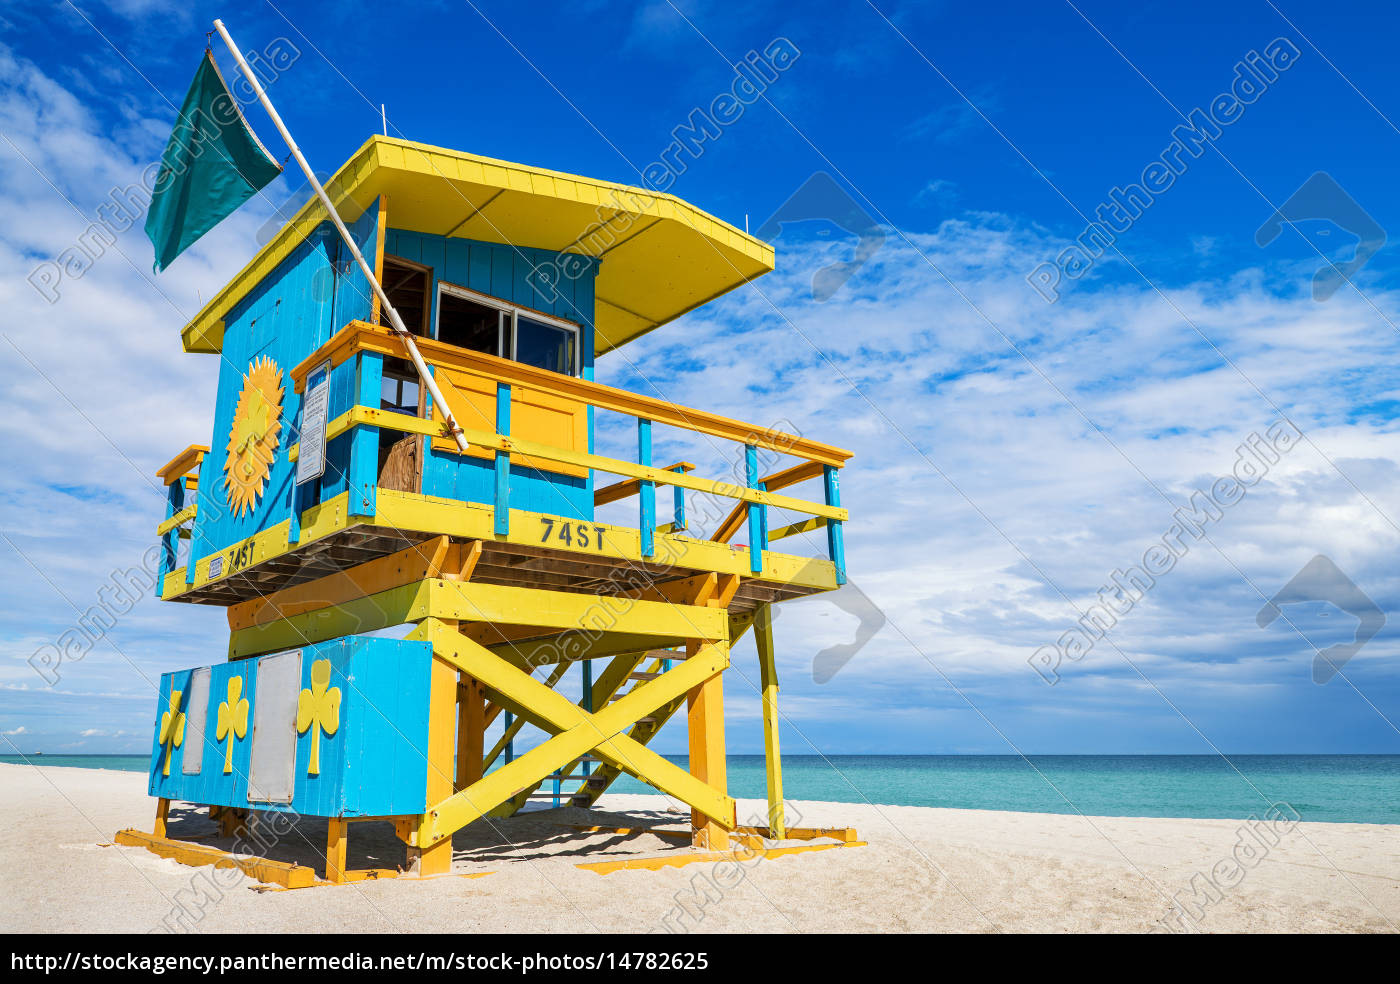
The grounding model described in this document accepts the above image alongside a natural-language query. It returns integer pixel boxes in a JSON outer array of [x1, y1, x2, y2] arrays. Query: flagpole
[[211, 19, 470, 455]]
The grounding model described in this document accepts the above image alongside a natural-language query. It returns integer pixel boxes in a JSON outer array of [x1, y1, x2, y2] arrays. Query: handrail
[[594, 463, 694, 507], [289, 321, 852, 467], [272, 319, 846, 580], [711, 460, 825, 544], [287, 406, 848, 523], [156, 503, 198, 536]]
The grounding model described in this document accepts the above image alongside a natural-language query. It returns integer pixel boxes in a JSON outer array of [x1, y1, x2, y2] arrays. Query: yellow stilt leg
[[753, 604, 786, 839], [326, 818, 348, 884], [455, 677, 485, 791], [153, 797, 170, 838], [407, 654, 457, 876], [686, 641, 730, 851], [216, 807, 247, 839]]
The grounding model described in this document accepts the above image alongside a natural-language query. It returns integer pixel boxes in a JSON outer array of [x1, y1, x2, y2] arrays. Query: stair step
[[628, 671, 662, 681]]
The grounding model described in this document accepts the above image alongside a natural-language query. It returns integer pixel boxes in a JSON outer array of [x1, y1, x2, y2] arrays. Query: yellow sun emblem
[[223, 355, 284, 517]]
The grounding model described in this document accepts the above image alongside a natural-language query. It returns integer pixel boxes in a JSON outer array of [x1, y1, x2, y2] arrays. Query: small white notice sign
[[296, 360, 331, 486]]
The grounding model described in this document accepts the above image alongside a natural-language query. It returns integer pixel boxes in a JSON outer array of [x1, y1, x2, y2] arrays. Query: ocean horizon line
[[4, 753, 1395, 824]]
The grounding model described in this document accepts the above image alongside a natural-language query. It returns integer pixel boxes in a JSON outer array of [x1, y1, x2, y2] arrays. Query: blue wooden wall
[[386, 230, 599, 522], [188, 201, 383, 579], [148, 635, 431, 818], [185, 220, 602, 573]]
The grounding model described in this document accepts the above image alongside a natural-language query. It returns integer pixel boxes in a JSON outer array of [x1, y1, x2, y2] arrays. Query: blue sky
[[2, 0, 1399, 760]]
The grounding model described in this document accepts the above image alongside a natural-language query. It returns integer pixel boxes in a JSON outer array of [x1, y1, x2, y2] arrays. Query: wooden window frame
[[379, 254, 433, 336]]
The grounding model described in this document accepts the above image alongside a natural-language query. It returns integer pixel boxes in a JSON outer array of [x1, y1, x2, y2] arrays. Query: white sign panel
[[295, 361, 331, 486], [247, 649, 302, 804], [181, 667, 211, 776]]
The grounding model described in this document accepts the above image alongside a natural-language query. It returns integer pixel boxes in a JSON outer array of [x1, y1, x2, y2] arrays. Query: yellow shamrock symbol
[[296, 659, 340, 775], [157, 689, 185, 777], [215, 676, 250, 775]]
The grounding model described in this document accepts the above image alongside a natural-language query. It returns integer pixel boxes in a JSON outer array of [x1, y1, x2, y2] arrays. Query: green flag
[[145, 51, 282, 272]]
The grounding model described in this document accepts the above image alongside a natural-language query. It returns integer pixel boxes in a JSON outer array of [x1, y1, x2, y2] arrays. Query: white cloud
[[1, 40, 1396, 754]]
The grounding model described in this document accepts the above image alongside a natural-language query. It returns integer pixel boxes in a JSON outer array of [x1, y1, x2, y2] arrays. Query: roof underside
[[180, 136, 775, 355]]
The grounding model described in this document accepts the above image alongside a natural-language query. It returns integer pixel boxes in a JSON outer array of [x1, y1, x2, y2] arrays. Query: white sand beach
[[0, 762, 1395, 933]]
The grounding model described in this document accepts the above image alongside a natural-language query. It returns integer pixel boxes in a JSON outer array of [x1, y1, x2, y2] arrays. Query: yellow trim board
[[157, 444, 208, 485], [114, 828, 317, 890], [179, 136, 773, 356], [374, 489, 840, 592], [113, 829, 497, 891], [164, 487, 840, 605]]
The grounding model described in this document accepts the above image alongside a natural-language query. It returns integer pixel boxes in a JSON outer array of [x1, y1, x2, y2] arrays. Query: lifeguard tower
[[125, 136, 857, 886]]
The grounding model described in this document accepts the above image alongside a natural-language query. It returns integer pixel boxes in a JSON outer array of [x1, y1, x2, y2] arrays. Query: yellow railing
[[282, 321, 853, 578]]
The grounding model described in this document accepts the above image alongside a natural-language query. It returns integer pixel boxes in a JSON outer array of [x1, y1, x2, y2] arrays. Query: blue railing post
[[504, 711, 514, 764], [638, 418, 655, 558], [348, 352, 382, 519], [745, 444, 765, 574], [494, 383, 511, 536], [824, 464, 847, 585]]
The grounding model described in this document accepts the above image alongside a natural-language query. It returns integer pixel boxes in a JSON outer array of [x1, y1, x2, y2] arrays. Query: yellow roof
[[180, 135, 774, 355]]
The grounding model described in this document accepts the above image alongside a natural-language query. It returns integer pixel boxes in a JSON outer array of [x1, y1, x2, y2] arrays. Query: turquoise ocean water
[[5, 753, 1396, 824]]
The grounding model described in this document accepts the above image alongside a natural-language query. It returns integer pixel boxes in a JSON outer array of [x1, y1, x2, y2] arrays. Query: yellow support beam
[[753, 604, 786, 839], [424, 644, 725, 842], [325, 819, 348, 885], [227, 536, 451, 630], [455, 676, 485, 793], [408, 619, 735, 846], [227, 582, 428, 659], [482, 662, 570, 771], [493, 648, 654, 816], [768, 516, 827, 543], [226, 577, 727, 660], [491, 631, 686, 668], [686, 643, 729, 852], [431, 578, 729, 640], [406, 654, 458, 875]]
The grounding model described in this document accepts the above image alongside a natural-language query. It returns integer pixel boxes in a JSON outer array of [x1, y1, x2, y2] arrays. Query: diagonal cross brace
[[407, 619, 735, 846], [489, 647, 654, 817]]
